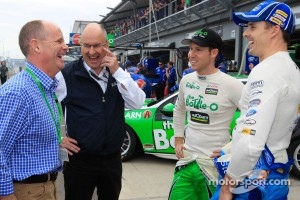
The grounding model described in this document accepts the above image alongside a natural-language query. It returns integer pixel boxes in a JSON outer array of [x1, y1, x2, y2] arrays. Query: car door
[[151, 94, 178, 154]]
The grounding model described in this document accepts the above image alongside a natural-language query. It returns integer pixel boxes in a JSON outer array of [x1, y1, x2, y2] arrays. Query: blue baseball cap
[[232, 1, 295, 34], [128, 67, 137, 73]]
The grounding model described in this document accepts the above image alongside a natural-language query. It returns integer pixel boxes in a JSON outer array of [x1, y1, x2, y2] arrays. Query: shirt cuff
[[225, 168, 243, 182], [112, 67, 130, 80], [0, 180, 14, 196]]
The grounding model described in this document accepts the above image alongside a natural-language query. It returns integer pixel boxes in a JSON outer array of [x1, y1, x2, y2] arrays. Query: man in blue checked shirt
[[0, 20, 68, 200]]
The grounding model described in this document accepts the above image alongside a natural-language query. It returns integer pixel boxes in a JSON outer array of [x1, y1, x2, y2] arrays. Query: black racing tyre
[[287, 139, 300, 178], [121, 126, 137, 162]]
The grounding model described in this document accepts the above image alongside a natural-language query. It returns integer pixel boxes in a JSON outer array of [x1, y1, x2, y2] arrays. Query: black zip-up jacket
[[61, 58, 125, 156]]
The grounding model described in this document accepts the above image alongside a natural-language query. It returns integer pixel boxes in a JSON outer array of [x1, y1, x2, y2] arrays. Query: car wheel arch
[[288, 138, 300, 178], [121, 125, 143, 161]]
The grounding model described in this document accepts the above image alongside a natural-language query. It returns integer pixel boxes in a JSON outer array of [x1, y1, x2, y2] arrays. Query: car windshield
[[145, 92, 177, 107]]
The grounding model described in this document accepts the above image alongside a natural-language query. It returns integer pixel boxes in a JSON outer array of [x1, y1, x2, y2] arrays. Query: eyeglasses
[[81, 42, 107, 50]]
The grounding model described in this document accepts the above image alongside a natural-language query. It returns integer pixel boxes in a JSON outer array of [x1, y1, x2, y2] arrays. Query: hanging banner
[[107, 34, 115, 48]]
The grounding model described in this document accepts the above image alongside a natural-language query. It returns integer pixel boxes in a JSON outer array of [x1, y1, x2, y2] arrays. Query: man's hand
[[0, 194, 17, 200], [101, 48, 119, 74], [60, 137, 80, 155], [175, 137, 185, 159], [219, 174, 235, 200], [219, 184, 233, 200], [210, 149, 221, 158]]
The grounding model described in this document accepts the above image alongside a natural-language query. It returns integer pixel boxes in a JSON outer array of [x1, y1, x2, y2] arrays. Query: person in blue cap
[[216, 1, 300, 200], [130, 66, 152, 98], [244, 48, 259, 74]]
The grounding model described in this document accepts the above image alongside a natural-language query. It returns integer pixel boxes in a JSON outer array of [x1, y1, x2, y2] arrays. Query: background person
[[124, 60, 136, 73], [244, 48, 259, 74], [56, 23, 145, 200], [154, 61, 166, 100], [0, 61, 9, 85], [0, 20, 68, 200], [218, 1, 300, 199], [215, 53, 228, 73], [168, 28, 244, 200], [164, 61, 177, 95], [130, 66, 152, 98], [182, 62, 194, 76]]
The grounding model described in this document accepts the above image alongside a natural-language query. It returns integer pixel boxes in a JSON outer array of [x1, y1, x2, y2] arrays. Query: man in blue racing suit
[[216, 1, 300, 200]]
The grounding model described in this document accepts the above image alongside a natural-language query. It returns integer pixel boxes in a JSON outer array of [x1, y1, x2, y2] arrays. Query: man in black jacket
[[56, 23, 145, 200]]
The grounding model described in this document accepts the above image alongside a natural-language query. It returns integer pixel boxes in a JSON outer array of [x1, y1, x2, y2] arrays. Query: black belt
[[13, 172, 58, 184], [175, 164, 188, 173], [175, 161, 195, 173]]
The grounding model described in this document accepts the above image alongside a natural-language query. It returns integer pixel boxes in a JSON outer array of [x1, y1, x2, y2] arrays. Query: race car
[[121, 75, 300, 178], [122, 92, 178, 161]]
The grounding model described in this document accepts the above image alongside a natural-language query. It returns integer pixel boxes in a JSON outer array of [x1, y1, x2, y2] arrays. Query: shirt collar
[[196, 70, 221, 80], [83, 61, 109, 80], [26, 62, 58, 92]]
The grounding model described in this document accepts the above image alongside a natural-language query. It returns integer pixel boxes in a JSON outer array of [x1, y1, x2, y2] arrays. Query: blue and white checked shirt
[[0, 63, 61, 196]]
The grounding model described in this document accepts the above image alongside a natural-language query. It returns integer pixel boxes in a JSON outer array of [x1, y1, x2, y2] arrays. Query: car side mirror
[[161, 103, 175, 116]]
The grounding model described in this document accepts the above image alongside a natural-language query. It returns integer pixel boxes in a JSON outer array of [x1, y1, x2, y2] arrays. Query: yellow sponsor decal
[[242, 128, 251, 135], [269, 17, 282, 26], [242, 128, 256, 135], [276, 10, 288, 18], [277, 168, 284, 174]]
